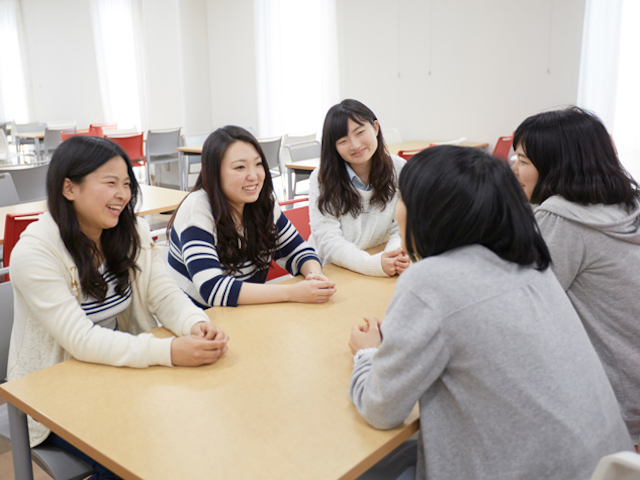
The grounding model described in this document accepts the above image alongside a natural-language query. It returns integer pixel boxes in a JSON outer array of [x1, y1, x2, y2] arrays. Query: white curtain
[[255, 0, 339, 138], [90, 0, 146, 130], [0, 0, 31, 123], [578, 0, 640, 180]]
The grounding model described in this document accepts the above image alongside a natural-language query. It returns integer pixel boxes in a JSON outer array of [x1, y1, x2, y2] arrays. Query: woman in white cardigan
[[8, 136, 228, 478], [309, 99, 409, 277]]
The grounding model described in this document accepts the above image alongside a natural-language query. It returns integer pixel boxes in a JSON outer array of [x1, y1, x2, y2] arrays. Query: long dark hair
[[513, 106, 639, 207], [317, 99, 396, 217], [47, 136, 140, 301], [169, 126, 278, 273], [399, 145, 551, 270]]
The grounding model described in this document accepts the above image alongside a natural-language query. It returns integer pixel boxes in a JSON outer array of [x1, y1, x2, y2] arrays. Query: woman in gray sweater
[[349, 146, 632, 480], [512, 107, 640, 446]]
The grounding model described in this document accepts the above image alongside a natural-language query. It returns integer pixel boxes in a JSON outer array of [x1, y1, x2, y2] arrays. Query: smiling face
[[62, 155, 131, 244], [335, 117, 380, 171], [512, 144, 539, 201], [220, 140, 265, 214]]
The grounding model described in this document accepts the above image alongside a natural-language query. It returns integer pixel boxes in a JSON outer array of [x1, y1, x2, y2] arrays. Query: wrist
[[353, 347, 378, 363]]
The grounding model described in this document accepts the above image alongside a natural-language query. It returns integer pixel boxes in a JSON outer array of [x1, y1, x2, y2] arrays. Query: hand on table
[[382, 248, 410, 276], [171, 322, 229, 366], [290, 276, 336, 303], [349, 316, 383, 355]]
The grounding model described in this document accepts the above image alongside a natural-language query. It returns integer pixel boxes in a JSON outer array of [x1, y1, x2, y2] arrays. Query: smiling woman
[[7, 135, 229, 475], [167, 125, 336, 307]]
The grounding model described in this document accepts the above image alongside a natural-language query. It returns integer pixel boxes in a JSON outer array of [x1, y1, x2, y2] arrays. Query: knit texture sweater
[[350, 245, 632, 479], [535, 195, 640, 437], [8, 212, 210, 447], [308, 155, 405, 276], [168, 189, 319, 307]]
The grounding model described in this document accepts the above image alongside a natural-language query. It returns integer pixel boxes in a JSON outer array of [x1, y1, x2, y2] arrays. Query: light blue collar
[[345, 163, 372, 191]]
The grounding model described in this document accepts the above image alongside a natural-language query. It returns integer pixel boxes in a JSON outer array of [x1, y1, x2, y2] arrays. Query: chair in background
[[145, 128, 182, 189], [492, 135, 513, 162], [181, 132, 209, 190], [258, 136, 285, 199], [285, 140, 320, 199], [106, 132, 146, 182], [0, 130, 19, 165], [42, 127, 72, 160], [0, 173, 19, 207], [397, 146, 432, 160], [13, 122, 46, 156], [2, 212, 41, 281], [60, 126, 104, 142], [590, 451, 640, 480], [0, 280, 95, 479], [266, 197, 310, 281], [281, 132, 316, 175], [0, 164, 49, 203], [90, 122, 117, 132]]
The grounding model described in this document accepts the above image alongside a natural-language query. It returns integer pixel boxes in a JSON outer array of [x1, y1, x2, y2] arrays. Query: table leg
[[7, 403, 34, 480], [287, 169, 294, 200], [178, 153, 186, 191]]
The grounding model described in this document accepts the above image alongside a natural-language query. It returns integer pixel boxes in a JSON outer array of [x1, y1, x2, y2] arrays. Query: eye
[[235, 165, 245, 170], [336, 139, 347, 146]]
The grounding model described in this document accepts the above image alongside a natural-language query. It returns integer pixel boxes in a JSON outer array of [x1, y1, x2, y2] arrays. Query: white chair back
[[0, 164, 49, 202], [0, 173, 19, 207]]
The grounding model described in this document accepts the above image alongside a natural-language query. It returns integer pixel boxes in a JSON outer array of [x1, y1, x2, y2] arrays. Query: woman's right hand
[[171, 334, 229, 367], [289, 278, 337, 303]]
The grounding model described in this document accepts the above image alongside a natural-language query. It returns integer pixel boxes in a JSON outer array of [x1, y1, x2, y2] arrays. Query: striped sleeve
[[272, 204, 320, 276]]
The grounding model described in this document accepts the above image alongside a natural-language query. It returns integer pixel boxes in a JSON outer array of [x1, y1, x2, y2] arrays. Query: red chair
[[90, 123, 117, 132], [3, 212, 42, 281], [396, 145, 434, 160], [492, 136, 513, 162], [266, 198, 310, 282], [106, 133, 145, 168]]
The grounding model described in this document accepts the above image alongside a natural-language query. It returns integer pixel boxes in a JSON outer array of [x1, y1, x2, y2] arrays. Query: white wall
[[336, 0, 586, 150], [14, 0, 586, 149], [20, 0, 104, 126]]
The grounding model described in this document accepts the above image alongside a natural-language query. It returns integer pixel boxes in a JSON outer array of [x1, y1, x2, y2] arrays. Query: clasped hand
[[349, 316, 383, 354], [171, 321, 229, 367], [381, 248, 410, 276]]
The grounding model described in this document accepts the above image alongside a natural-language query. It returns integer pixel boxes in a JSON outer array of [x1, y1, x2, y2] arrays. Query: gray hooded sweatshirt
[[535, 195, 640, 438]]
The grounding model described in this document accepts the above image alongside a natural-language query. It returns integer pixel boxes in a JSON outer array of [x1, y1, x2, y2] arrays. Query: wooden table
[[0, 184, 187, 245], [0, 264, 419, 480]]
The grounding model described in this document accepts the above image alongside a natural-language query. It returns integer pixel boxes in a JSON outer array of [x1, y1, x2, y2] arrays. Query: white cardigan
[[7, 212, 210, 446], [308, 155, 405, 276]]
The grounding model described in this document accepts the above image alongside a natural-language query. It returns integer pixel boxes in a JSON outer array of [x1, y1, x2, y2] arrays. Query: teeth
[[107, 205, 122, 211]]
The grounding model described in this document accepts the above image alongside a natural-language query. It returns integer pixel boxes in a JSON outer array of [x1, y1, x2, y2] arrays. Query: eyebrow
[[230, 155, 262, 164]]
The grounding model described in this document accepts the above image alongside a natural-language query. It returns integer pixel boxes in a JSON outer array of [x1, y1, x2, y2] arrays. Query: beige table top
[[177, 145, 203, 154], [0, 264, 419, 480], [0, 184, 187, 245]]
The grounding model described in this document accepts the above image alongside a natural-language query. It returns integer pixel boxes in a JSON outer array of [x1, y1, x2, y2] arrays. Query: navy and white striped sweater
[[168, 190, 319, 307]]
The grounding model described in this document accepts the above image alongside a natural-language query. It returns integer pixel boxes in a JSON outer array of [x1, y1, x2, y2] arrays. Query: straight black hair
[[168, 125, 278, 273], [513, 106, 639, 207], [47, 135, 140, 301], [399, 145, 550, 269], [317, 99, 396, 217]]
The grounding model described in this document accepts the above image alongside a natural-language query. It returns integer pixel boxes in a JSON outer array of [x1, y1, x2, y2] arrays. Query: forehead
[[91, 155, 129, 176], [222, 141, 260, 164]]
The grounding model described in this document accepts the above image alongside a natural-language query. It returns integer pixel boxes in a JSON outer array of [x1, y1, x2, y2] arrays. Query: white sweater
[[308, 155, 405, 276], [7, 212, 210, 446]]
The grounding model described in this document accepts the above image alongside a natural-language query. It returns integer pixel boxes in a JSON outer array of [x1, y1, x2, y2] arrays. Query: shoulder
[[389, 154, 406, 173], [173, 189, 214, 229]]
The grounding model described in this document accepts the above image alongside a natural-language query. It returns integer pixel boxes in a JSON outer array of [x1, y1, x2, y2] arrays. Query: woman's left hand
[[349, 316, 383, 354], [191, 321, 224, 341], [395, 251, 411, 275], [305, 272, 330, 282]]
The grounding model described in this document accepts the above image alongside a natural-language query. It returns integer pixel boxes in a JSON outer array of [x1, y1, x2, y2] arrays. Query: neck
[[349, 161, 371, 187]]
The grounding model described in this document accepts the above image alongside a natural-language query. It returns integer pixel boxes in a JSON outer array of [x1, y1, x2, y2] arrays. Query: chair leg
[[7, 403, 34, 480]]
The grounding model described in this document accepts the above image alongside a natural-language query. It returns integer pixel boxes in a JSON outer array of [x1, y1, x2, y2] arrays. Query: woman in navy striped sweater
[[168, 126, 336, 307]]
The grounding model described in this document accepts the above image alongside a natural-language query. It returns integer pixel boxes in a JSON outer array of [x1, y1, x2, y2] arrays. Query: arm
[[534, 210, 586, 290], [11, 239, 177, 368], [272, 203, 322, 276], [349, 281, 450, 429], [309, 171, 388, 276]]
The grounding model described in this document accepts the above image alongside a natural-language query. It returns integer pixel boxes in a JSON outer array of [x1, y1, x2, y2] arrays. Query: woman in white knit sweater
[[309, 99, 409, 277], [8, 136, 228, 478]]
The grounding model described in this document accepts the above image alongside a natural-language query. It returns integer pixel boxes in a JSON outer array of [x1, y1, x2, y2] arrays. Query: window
[[0, 0, 30, 123]]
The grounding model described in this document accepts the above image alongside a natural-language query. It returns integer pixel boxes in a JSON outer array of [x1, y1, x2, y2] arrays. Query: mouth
[[352, 148, 366, 157], [242, 185, 259, 193], [107, 204, 123, 213]]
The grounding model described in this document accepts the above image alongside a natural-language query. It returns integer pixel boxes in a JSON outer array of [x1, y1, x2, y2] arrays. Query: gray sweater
[[535, 195, 640, 438], [350, 245, 632, 480]]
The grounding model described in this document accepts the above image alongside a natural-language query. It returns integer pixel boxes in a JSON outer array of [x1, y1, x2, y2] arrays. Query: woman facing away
[[348, 146, 632, 480], [512, 106, 640, 444], [8, 136, 228, 478], [168, 125, 336, 307], [309, 99, 410, 277]]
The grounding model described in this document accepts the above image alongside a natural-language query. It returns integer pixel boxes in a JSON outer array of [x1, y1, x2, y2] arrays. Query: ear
[[373, 120, 380, 136], [62, 178, 76, 202]]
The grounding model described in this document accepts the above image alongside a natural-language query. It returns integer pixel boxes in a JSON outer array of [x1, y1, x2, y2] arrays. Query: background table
[[0, 263, 419, 480], [0, 184, 187, 245]]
